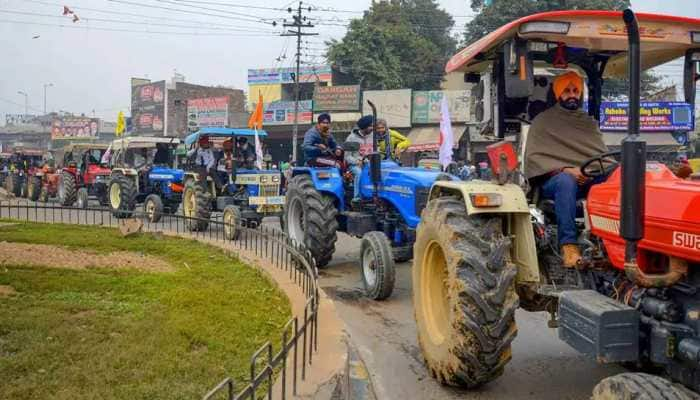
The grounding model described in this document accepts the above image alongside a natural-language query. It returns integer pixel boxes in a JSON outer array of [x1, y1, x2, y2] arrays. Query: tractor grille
[[415, 187, 430, 216], [260, 184, 280, 197]]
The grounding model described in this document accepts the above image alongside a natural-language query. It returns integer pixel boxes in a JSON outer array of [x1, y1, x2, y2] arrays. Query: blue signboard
[[600, 101, 694, 132]]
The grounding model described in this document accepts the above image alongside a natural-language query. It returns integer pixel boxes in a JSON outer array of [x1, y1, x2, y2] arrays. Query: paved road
[[1, 196, 624, 399], [323, 233, 624, 400]]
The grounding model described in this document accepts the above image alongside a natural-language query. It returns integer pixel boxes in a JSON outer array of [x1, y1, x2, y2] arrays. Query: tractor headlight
[[260, 175, 268, 184], [272, 175, 280, 183], [469, 193, 502, 208]]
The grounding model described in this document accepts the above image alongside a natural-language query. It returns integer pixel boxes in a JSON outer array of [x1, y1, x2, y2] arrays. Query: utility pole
[[17, 91, 28, 116], [43, 83, 53, 115], [282, 2, 317, 163]]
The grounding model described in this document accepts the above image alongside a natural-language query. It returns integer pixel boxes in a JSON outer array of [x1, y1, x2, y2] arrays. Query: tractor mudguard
[[429, 180, 539, 284], [291, 167, 345, 210]]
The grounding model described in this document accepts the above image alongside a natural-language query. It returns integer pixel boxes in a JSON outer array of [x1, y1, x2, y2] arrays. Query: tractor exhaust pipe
[[620, 9, 649, 285]]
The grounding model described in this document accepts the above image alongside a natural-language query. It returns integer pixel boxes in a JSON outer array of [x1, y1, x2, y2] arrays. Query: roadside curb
[[342, 341, 376, 400]]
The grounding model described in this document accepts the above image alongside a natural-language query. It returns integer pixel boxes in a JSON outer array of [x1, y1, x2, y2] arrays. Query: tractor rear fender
[[111, 168, 139, 192], [183, 171, 216, 197], [291, 167, 345, 210], [428, 181, 539, 284]]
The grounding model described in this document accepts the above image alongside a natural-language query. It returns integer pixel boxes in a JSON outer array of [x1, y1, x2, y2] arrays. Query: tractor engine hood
[[380, 162, 447, 188], [148, 167, 184, 182], [87, 165, 111, 176]]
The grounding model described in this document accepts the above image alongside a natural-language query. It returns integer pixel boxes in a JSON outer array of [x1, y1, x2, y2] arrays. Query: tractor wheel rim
[[421, 240, 450, 346], [184, 189, 195, 218], [362, 246, 378, 288], [110, 183, 121, 208], [146, 200, 155, 220], [287, 197, 304, 244], [224, 210, 234, 236]]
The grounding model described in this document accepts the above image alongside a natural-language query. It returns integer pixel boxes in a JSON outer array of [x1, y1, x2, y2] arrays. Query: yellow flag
[[116, 111, 125, 137]]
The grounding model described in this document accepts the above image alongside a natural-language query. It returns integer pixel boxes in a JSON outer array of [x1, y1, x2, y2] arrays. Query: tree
[[464, 0, 630, 45], [326, 0, 457, 90]]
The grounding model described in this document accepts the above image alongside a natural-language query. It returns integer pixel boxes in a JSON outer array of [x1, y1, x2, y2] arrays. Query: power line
[[168, 0, 289, 12], [0, 18, 279, 36], [105, 0, 273, 25], [23, 0, 249, 29], [0, 9, 279, 33], [150, 0, 279, 22]]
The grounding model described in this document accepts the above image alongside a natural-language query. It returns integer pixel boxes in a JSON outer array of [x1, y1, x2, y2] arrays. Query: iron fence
[[0, 199, 319, 400]]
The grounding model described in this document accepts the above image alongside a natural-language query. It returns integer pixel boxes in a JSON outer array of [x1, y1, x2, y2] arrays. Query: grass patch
[[0, 222, 291, 400]]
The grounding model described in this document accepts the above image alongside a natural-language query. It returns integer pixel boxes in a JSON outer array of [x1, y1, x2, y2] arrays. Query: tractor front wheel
[[592, 373, 695, 400], [283, 174, 338, 267], [182, 181, 211, 231], [76, 188, 89, 209], [38, 186, 49, 203], [58, 172, 77, 206], [360, 231, 395, 300], [223, 205, 241, 240], [109, 174, 136, 218], [27, 175, 42, 201], [144, 194, 164, 223], [413, 196, 518, 388]]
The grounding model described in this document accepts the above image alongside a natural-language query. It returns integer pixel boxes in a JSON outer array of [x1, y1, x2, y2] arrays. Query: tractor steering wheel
[[580, 150, 621, 179]]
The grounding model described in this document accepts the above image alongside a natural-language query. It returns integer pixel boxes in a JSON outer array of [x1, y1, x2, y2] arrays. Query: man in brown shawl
[[525, 71, 608, 267]]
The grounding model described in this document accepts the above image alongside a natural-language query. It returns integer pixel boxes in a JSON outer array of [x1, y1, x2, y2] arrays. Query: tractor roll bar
[[620, 10, 647, 272]]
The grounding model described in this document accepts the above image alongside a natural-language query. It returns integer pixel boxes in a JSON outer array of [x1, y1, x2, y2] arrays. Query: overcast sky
[[0, 0, 698, 124]]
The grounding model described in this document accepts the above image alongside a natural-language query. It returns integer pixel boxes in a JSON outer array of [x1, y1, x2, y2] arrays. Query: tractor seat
[[529, 186, 585, 222]]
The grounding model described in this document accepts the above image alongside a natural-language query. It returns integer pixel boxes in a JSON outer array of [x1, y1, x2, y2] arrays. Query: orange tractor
[[413, 9, 700, 398]]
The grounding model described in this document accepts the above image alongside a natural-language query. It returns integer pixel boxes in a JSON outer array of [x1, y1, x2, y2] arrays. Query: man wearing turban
[[525, 71, 608, 267]]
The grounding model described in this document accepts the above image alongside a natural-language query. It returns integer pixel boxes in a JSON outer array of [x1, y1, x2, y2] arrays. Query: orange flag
[[247, 92, 264, 129]]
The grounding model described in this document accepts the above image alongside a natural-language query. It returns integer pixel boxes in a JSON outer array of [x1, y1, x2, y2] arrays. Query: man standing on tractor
[[235, 137, 256, 169], [345, 115, 375, 204], [302, 113, 340, 166], [188, 135, 221, 188], [525, 71, 608, 268], [376, 118, 411, 160]]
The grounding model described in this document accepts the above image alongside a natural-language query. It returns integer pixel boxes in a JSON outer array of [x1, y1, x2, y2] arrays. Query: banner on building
[[248, 66, 332, 85], [600, 102, 694, 132], [412, 90, 471, 124], [362, 89, 412, 128], [131, 80, 166, 135], [313, 85, 361, 112], [263, 100, 313, 125], [187, 96, 229, 133], [51, 117, 99, 139]]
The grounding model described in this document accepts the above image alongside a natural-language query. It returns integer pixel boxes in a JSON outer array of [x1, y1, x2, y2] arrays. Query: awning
[[603, 133, 682, 151], [405, 126, 465, 153]]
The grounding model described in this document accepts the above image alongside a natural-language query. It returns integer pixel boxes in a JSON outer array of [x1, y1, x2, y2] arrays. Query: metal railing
[[0, 199, 319, 400]]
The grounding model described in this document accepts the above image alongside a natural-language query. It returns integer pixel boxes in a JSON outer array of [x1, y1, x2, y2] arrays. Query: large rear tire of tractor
[[109, 174, 136, 219], [27, 176, 41, 201], [592, 373, 695, 400], [182, 181, 211, 232], [360, 231, 395, 300], [283, 174, 338, 268], [413, 197, 518, 388], [58, 172, 77, 206], [222, 205, 242, 240]]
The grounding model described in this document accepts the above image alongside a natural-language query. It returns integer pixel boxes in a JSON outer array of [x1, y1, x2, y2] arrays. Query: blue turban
[[357, 115, 374, 130]]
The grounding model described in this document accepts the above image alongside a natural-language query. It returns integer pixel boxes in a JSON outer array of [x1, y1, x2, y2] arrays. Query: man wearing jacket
[[302, 113, 340, 165], [376, 118, 411, 160], [345, 115, 375, 203]]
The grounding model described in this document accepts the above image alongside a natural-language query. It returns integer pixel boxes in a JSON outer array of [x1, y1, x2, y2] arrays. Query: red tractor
[[413, 9, 700, 399], [57, 143, 111, 208]]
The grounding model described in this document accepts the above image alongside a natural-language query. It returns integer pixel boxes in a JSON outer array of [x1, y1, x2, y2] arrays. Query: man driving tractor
[[188, 135, 222, 188], [302, 113, 341, 166], [525, 71, 609, 268]]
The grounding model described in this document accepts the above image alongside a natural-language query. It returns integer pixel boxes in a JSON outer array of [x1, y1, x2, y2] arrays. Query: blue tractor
[[182, 128, 285, 238], [283, 102, 453, 300], [107, 137, 184, 222]]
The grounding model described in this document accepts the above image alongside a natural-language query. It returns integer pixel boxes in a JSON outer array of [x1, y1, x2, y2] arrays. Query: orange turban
[[552, 71, 583, 99]]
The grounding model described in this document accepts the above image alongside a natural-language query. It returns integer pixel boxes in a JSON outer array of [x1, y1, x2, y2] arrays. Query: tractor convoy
[[2, 7, 700, 399]]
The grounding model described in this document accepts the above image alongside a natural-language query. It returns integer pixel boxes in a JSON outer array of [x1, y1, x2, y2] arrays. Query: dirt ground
[[0, 284, 17, 297], [0, 242, 174, 273]]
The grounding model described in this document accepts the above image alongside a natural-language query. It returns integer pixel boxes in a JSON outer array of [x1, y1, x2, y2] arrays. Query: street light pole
[[43, 83, 53, 115], [17, 91, 28, 116]]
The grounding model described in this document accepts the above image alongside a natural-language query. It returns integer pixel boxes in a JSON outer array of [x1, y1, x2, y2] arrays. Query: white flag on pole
[[254, 128, 264, 170], [438, 95, 454, 170]]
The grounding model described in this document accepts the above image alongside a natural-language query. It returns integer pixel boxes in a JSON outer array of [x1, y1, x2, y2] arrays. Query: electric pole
[[282, 2, 317, 163], [43, 83, 53, 115]]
